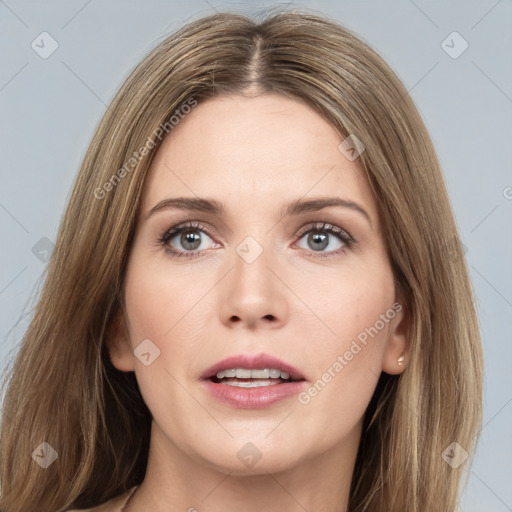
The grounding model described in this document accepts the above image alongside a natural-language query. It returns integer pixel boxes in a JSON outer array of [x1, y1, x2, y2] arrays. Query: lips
[[200, 353, 307, 408], [200, 353, 306, 382]]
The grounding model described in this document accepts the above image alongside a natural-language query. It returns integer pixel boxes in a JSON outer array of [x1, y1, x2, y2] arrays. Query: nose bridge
[[218, 231, 288, 328], [232, 233, 274, 299]]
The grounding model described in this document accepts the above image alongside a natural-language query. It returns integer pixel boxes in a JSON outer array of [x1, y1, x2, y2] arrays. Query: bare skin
[[101, 93, 409, 512]]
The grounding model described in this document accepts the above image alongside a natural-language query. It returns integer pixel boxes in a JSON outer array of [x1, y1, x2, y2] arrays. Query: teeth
[[251, 369, 270, 378], [215, 368, 291, 380]]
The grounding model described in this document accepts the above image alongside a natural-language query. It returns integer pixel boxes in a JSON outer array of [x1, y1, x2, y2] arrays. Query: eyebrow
[[146, 196, 372, 227]]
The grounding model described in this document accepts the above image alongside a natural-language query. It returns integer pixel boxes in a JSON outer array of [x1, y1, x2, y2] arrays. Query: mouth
[[201, 352, 306, 384], [210, 367, 300, 388], [200, 353, 307, 408]]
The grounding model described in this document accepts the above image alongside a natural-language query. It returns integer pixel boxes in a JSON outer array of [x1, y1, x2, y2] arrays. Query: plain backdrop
[[0, 1, 511, 510]]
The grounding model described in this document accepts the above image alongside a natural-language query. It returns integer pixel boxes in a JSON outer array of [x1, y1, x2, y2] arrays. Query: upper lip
[[200, 353, 306, 381]]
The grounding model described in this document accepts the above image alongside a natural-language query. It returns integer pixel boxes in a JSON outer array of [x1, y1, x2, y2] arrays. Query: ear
[[105, 308, 135, 372], [382, 301, 410, 375]]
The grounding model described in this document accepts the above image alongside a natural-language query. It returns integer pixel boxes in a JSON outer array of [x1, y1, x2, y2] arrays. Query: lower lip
[[202, 379, 307, 409]]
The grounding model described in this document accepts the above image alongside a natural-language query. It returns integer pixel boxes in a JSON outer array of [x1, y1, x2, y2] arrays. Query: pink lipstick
[[200, 353, 307, 409]]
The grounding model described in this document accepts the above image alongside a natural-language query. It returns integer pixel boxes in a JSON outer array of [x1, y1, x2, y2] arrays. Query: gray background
[[0, 1, 511, 510]]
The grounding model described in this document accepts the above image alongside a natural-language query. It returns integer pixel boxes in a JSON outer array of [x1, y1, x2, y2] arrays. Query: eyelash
[[158, 221, 357, 260]]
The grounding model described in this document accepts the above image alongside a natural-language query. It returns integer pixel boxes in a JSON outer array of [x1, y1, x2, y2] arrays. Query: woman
[[0, 9, 483, 512]]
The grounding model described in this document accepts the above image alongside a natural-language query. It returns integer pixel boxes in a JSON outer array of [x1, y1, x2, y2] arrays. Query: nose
[[218, 240, 289, 330]]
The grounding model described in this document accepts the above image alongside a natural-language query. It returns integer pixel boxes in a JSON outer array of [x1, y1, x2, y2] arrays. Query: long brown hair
[[0, 9, 483, 511]]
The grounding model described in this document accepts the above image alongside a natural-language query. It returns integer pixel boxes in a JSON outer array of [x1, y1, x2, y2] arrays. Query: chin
[[190, 433, 311, 476]]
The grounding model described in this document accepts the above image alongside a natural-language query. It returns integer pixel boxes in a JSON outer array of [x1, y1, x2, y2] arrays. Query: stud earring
[[397, 354, 405, 366]]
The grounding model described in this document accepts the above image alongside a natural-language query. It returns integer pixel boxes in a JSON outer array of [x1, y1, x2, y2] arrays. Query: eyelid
[[160, 220, 355, 240], [294, 221, 354, 242], [160, 220, 215, 242]]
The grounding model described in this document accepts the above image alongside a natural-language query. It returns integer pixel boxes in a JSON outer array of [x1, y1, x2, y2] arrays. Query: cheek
[[122, 251, 210, 384], [123, 251, 204, 342], [122, 258, 207, 430], [294, 267, 395, 428], [295, 259, 395, 361]]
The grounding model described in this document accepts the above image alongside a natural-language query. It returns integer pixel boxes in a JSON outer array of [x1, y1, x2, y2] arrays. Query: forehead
[[141, 93, 378, 223]]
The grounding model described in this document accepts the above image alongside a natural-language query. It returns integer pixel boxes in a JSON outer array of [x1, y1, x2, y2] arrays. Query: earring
[[397, 354, 405, 366]]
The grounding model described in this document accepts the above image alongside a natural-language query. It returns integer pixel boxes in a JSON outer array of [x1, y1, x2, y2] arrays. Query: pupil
[[181, 230, 201, 250], [309, 232, 328, 251]]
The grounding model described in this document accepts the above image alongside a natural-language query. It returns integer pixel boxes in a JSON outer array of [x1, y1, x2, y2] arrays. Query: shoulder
[[67, 486, 136, 512]]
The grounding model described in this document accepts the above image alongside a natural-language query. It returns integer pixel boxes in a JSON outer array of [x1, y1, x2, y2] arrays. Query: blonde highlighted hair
[[0, 9, 483, 511]]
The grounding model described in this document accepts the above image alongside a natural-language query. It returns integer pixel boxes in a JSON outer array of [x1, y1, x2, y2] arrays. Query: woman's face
[[109, 93, 408, 475]]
